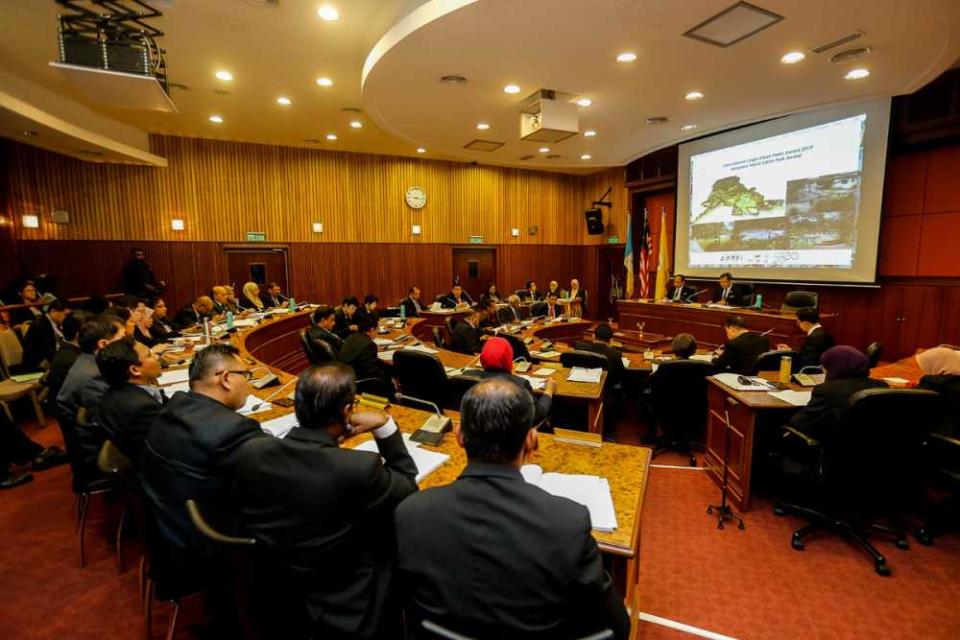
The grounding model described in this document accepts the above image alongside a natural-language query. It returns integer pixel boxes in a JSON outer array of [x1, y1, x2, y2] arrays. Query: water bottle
[[226, 309, 234, 330], [203, 317, 211, 345], [288, 296, 296, 311], [400, 304, 406, 321], [755, 293, 763, 310]]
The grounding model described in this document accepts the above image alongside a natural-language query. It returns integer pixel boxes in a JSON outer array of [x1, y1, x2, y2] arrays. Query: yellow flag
[[654, 210, 670, 300]]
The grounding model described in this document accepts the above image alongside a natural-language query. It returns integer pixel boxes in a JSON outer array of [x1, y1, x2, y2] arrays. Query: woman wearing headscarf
[[474, 337, 556, 429], [242, 282, 265, 311], [788, 345, 888, 442], [917, 347, 960, 437], [479, 283, 501, 309], [133, 307, 159, 347]]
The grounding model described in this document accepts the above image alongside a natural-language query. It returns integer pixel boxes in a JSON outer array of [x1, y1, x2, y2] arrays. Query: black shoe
[[32, 446, 69, 471], [0, 472, 34, 490]]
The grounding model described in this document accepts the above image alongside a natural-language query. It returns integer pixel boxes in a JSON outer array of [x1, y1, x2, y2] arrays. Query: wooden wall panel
[[878, 215, 921, 276], [883, 153, 927, 216], [917, 212, 960, 276]]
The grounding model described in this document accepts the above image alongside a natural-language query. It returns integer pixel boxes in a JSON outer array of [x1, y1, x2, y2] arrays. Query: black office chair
[[749, 350, 801, 375], [529, 301, 548, 317], [96, 441, 136, 574], [66, 407, 112, 568], [866, 341, 884, 368], [431, 327, 446, 349], [393, 350, 451, 409], [646, 360, 715, 465], [446, 373, 483, 411], [497, 306, 521, 325], [781, 291, 819, 312], [416, 619, 614, 640], [560, 350, 609, 371], [498, 332, 534, 363], [445, 316, 457, 336], [915, 431, 960, 546], [355, 376, 396, 400], [514, 288, 530, 301], [435, 294, 448, 304], [300, 330, 336, 366], [774, 388, 944, 575]]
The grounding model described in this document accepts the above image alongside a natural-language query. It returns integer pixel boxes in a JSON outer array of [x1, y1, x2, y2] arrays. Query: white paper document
[[690, 354, 714, 363], [404, 344, 438, 355], [260, 413, 299, 438], [882, 377, 911, 386], [567, 367, 603, 384], [373, 338, 395, 347], [767, 390, 812, 407], [516, 375, 545, 391], [532, 367, 556, 377], [377, 350, 395, 362], [237, 395, 272, 416], [352, 437, 449, 483], [621, 357, 631, 368], [520, 465, 617, 532], [713, 373, 777, 391], [530, 350, 561, 359], [158, 368, 191, 385]]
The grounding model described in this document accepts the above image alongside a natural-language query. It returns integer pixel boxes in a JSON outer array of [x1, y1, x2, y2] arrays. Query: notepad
[[352, 438, 449, 483], [768, 390, 812, 407], [260, 413, 299, 438], [237, 395, 272, 416], [520, 465, 617, 532], [567, 367, 603, 383], [158, 368, 191, 385]]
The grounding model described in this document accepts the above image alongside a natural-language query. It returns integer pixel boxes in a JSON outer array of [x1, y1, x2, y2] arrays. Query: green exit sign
[[469, 235, 484, 244], [246, 231, 267, 242], [606, 235, 620, 244]]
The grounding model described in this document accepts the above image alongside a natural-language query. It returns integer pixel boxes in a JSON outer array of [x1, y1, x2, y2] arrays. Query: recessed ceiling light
[[781, 51, 806, 64], [844, 68, 870, 80], [325, 133, 338, 141], [576, 98, 592, 107], [316, 76, 333, 87], [209, 115, 223, 123], [616, 52, 637, 63], [503, 84, 521, 94], [349, 120, 363, 129], [276, 96, 292, 106], [304, 138, 320, 144], [580, 154, 592, 160], [685, 91, 704, 101], [681, 124, 698, 131], [215, 70, 233, 82], [583, 130, 597, 137], [538, 147, 550, 153], [440, 75, 467, 85], [416, 147, 426, 154], [476, 122, 491, 130], [646, 116, 669, 124], [317, 5, 339, 21]]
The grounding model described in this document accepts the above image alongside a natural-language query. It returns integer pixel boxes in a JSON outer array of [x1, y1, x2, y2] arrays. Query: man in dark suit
[[210, 286, 231, 316], [260, 282, 286, 309], [497, 295, 523, 324], [450, 309, 483, 355], [338, 317, 394, 398], [778, 308, 835, 368], [440, 284, 473, 309], [45, 312, 83, 407], [171, 295, 214, 331], [574, 323, 626, 389], [712, 272, 752, 307], [712, 316, 770, 374], [400, 285, 423, 318], [22, 300, 68, 371], [395, 378, 630, 639], [308, 305, 344, 354], [334, 296, 360, 338], [533, 292, 564, 319], [121, 247, 166, 297], [356, 294, 380, 328], [235, 363, 418, 639], [94, 338, 164, 462], [665, 274, 698, 303]]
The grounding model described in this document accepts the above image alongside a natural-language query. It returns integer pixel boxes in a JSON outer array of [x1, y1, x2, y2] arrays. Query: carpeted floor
[[2, 418, 959, 639]]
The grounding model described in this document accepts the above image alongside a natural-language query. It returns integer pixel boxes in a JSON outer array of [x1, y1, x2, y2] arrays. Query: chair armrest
[[929, 432, 960, 449], [782, 426, 820, 448]]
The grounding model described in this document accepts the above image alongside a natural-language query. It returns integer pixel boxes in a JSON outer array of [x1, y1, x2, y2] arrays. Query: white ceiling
[[1, 0, 959, 171]]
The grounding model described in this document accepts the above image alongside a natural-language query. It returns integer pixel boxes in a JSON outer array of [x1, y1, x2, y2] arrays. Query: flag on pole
[[654, 208, 670, 301], [623, 212, 634, 299], [638, 209, 652, 299]]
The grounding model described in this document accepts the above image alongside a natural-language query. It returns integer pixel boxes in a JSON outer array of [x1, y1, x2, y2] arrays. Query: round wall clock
[[405, 186, 427, 209]]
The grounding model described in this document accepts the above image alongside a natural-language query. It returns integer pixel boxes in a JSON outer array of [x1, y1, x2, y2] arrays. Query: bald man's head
[[211, 286, 228, 303], [295, 363, 356, 430], [195, 295, 214, 315], [459, 378, 535, 463]]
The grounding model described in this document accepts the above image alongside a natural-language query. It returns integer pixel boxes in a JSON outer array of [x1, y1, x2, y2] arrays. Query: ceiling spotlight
[[349, 120, 363, 129], [440, 75, 467, 85], [685, 91, 704, 101], [781, 51, 806, 64], [616, 52, 637, 63], [416, 147, 426, 154], [476, 122, 491, 130], [325, 133, 338, 141], [316, 76, 333, 87], [214, 70, 233, 82], [317, 5, 339, 21], [538, 147, 550, 153], [583, 130, 597, 137], [580, 154, 592, 160], [844, 68, 870, 80], [576, 98, 592, 107], [503, 84, 521, 94], [209, 115, 223, 123], [276, 96, 292, 106], [681, 124, 698, 131]]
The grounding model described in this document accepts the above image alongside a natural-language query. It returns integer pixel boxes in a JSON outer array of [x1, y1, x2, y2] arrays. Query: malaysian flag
[[638, 208, 652, 298]]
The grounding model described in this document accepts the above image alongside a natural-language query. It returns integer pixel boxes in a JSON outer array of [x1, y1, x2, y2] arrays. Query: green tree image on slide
[[696, 176, 774, 219]]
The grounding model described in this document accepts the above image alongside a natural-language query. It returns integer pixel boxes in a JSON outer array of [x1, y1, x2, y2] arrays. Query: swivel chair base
[[642, 435, 698, 467]]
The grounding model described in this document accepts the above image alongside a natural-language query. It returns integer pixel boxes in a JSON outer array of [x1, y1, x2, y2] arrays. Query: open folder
[[520, 465, 617, 532], [352, 437, 449, 483]]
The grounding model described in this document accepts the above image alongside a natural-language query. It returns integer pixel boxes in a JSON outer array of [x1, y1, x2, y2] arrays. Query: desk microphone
[[248, 377, 297, 412], [394, 392, 452, 444], [687, 288, 710, 301], [758, 328, 775, 336]]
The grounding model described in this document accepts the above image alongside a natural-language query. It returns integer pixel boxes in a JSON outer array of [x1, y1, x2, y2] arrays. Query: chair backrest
[[559, 350, 609, 370], [446, 373, 482, 411], [417, 619, 613, 640], [529, 301, 547, 317], [749, 350, 801, 375], [444, 316, 457, 336], [431, 326, 446, 349], [650, 360, 714, 441], [781, 290, 819, 311], [435, 294, 447, 304], [97, 440, 134, 477], [865, 341, 883, 368], [497, 332, 532, 362], [393, 350, 450, 407], [514, 288, 530, 301], [186, 499, 256, 546], [0, 326, 24, 372], [300, 330, 334, 366], [380, 306, 401, 318], [496, 306, 515, 325]]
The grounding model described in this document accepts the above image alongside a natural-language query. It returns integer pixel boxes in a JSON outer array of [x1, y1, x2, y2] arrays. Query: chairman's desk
[[181, 310, 651, 638]]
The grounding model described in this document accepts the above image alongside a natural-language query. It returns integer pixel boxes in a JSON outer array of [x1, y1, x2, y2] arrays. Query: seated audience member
[[357, 294, 380, 327], [0, 412, 68, 490], [139, 343, 266, 552], [172, 295, 214, 331], [540, 292, 564, 319], [211, 286, 231, 315], [916, 347, 960, 437], [121, 247, 165, 297], [666, 274, 697, 303], [575, 323, 626, 389], [242, 281, 264, 311], [106, 306, 136, 338], [787, 346, 887, 442], [546, 280, 562, 298], [478, 298, 500, 330], [22, 299, 68, 371], [778, 308, 835, 368], [476, 337, 555, 427], [147, 298, 178, 342], [224, 285, 241, 313], [309, 306, 344, 354], [400, 286, 423, 318], [8, 281, 43, 327], [235, 363, 418, 639], [395, 378, 630, 639], [712, 272, 752, 307], [45, 312, 84, 405], [670, 333, 698, 359], [451, 308, 484, 355], [712, 316, 770, 374], [569, 278, 587, 316], [337, 316, 395, 398], [334, 296, 360, 338], [525, 280, 543, 302], [499, 295, 523, 324], [81, 294, 111, 315], [440, 283, 473, 309], [133, 307, 161, 348], [260, 282, 286, 309], [480, 283, 501, 308], [94, 338, 164, 461]]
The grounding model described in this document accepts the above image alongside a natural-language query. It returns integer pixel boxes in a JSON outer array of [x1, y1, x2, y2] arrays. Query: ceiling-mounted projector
[[519, 89, 579, 143]]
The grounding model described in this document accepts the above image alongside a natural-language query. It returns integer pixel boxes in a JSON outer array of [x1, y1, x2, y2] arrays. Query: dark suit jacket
[[172, 305, 204, 331], [712, 283, 753, 307], [307, 325, 344, 356], [95, 384, 164, 461], [440, 291, 474, 309], [667, 284, 698, 303], [45, 342, 81, 405], [211, 300, 229, 316], [531, 302, 563, 318], [399, 297, 422, 318], [712, 332, 770, 374], [334, 309, 358, 339], [150, 317, 179, 343], [138, 391, 267, 550], [498, 305, 522, 324], [789, 377, 889, 442], [918, 374, 960, 437], [395, 462, 630, 640], [260, 293, 284, 309], [122, 259, 161, 296], [338, 334, 393, 395], [7, 304, 42, 328], [574, 340, 626, 388], [797, 327, 835, 368], [235, 427, 418, 638], [450, 320, 482, 355], [475, 371, 552, 426], [22, 314, 59, 371]]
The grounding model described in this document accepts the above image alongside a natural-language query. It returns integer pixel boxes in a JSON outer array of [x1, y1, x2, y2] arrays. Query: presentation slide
[[675, 99, 891, 284]]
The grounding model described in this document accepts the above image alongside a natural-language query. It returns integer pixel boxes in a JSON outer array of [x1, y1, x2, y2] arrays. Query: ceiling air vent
[[519, 154, 536, 161], [464, 140, 505, 152], [830, 46, 872, 64], [683, 2, 783, 48], [812, 31, 865, 54]]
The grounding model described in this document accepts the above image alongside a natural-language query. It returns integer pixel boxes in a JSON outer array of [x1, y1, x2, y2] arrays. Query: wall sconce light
[[22, 214, 40, 228], [171, 219, 185, 231]]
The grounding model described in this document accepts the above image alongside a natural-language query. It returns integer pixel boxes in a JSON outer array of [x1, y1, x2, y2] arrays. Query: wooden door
[[451, 248, 496, 301], [225, 248, 289, 295]]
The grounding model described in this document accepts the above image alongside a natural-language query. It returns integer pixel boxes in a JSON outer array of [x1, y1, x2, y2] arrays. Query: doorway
[[224, 247, 290, 298], [451, 248, 497, 301]]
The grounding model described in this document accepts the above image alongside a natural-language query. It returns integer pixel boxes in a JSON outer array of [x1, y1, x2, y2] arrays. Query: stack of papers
[[237, 395, 272, 416], [767, 390, 812, 406], [520, 465, 617, 531], [404, 344, 438, 355], [567, 367, 603, 383], [373, 338, 395, 347], [690, 354, 714, 363], [352, 437, 449, 482], [232, 318, 258, 328], [10, 372, 43, 383], [260, 413, 299, 438], [158, 368, 191, 386], [530, 350, 561, 359]]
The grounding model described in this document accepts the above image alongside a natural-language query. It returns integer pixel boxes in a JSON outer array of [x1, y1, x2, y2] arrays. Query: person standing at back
[[122, 247, 166, 297]]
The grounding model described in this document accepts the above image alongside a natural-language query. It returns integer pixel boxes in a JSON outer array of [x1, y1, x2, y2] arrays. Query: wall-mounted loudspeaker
[[584, 208, 604, 235]]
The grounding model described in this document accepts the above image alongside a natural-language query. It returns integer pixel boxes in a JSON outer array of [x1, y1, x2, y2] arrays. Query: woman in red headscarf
[[476, 337, 555, 429]]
